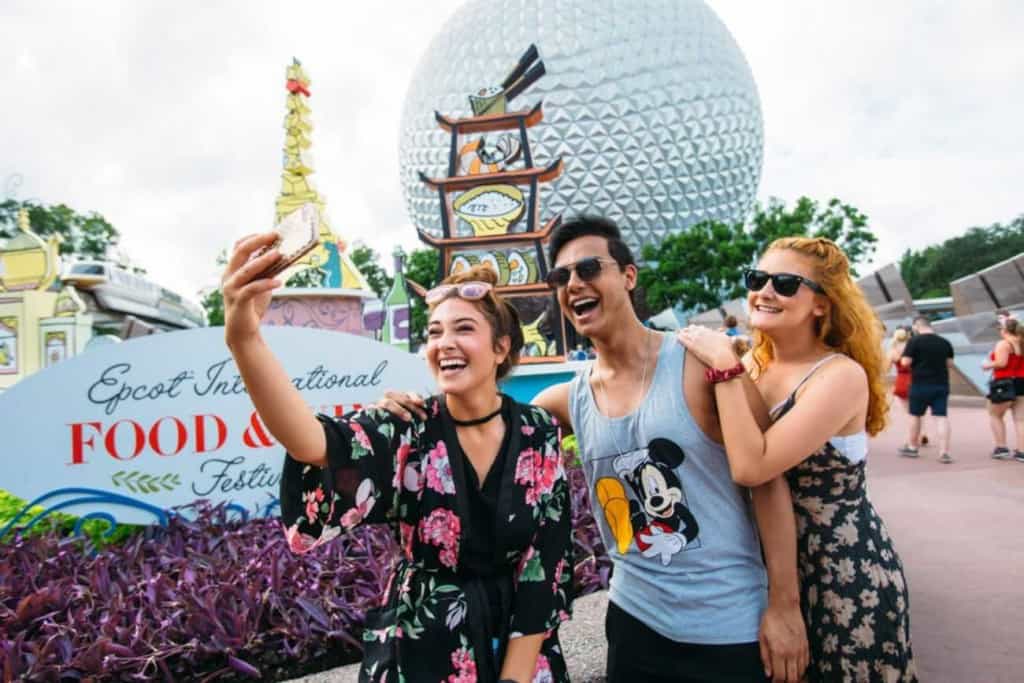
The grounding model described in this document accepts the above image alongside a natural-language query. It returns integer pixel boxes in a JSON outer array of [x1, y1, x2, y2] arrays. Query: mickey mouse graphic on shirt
[[594, 438, 700, 565]]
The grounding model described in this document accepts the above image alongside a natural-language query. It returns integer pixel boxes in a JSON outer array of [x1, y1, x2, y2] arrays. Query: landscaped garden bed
[[1, 454, 610, 681]]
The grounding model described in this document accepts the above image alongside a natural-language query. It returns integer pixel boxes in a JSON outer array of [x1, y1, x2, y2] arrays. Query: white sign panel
[[0, 326, 434, 525]]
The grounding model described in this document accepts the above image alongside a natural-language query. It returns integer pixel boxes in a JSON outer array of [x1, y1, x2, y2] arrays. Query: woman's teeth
[[439, 359, 467, 372], [755, 304, 782, 313]]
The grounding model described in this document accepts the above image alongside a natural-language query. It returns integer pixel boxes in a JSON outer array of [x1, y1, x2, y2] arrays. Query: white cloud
[[1, 0, 1020, 303]]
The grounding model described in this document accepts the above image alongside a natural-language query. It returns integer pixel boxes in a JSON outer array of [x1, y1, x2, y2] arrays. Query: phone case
[[254, 203, 320, 278]]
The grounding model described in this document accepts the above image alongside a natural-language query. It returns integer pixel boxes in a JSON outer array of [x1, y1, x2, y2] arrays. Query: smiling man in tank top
[[379, 217, 809, 682]]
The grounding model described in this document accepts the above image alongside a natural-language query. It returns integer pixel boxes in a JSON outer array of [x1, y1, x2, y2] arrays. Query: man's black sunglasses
[[743, 269, 825, 297], [545, 257, 619, 289]]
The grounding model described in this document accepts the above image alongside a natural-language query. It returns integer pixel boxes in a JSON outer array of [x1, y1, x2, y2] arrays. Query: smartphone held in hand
[[253, 203, 320, 279]]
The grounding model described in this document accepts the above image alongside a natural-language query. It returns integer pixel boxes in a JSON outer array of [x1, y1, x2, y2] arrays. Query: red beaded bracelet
[[705, 362, 745, 384]]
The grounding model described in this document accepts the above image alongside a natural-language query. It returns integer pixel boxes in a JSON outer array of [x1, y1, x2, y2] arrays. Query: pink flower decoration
[[419, 509, 461, 569], [399, 521, 415, 559], [447, 646, 477, 683], [531, 654, 552, 683], [393, 441, 412, 489], [425, 441, 455, 495], [303, 487, 324, 524], [349, 421, 373, 450], [339, 478, 376, 528]]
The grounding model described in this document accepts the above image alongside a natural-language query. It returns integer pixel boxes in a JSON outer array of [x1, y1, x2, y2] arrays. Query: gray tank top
[[569, 333, 766, 644]]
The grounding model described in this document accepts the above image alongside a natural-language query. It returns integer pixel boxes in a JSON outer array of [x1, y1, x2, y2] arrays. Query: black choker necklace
[[449, 403, 503, 427]]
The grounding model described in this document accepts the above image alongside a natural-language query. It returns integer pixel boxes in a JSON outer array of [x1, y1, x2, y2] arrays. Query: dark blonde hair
[[428, 264, 524, 380], [750, 237, 889, 436], [1003, 318, 1023, 342]]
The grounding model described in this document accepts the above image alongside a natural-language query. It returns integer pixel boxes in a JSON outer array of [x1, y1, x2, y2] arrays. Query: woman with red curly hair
[[678, 237, 917, 682]]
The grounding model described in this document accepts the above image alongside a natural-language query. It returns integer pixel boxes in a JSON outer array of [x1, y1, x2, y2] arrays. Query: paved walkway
[[291, 401, 1024, 682]]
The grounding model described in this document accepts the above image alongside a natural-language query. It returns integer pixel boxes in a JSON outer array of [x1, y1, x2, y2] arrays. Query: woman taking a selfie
[[222, 234, 573, 683], [678, 237, 917, 682]]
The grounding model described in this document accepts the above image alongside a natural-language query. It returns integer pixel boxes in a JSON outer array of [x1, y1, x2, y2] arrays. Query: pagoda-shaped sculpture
[[262, 59, 377, 336], [415, 45, 566, 361]]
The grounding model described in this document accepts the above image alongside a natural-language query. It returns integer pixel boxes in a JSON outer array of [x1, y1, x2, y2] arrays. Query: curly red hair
[[750, 237, 889, 436]]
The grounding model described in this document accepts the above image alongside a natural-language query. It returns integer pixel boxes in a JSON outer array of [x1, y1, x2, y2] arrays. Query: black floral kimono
[[281, 395, 573, 683]]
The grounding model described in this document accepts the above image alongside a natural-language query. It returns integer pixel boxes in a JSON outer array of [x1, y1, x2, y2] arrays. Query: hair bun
[[445, 263, 500, 286]]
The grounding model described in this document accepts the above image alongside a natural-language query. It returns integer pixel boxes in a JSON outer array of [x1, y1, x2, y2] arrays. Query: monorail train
[[62, 261, 205, 330]]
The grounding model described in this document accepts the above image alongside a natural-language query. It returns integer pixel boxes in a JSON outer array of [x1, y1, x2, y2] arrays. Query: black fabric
[[908, 383, 950, 416], [604, 601, 767, 683], [280, 396, 573, 683], [988, 377, 1017, 403], [451, 396, 513, 636], [902, 333, 954, 386]]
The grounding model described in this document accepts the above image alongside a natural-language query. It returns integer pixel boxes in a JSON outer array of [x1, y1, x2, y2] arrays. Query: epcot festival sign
[[0, 327, 433, 528]]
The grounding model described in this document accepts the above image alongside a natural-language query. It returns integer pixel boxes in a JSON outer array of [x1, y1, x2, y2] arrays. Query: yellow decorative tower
[[261, 60, 378, 337], [0, 209, 92, 389], [275, 58, 369, 291], [0, 208, 61, 293]]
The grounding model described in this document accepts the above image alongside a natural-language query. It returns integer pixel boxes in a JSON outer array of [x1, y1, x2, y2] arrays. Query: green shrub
[[0, 489, 141, 547]]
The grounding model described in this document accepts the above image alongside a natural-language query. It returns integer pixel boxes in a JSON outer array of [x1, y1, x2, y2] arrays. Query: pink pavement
[[868, 399, 1024, 682]]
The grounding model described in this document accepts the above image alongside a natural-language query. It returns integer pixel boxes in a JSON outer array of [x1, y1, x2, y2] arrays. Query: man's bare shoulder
[[532, 381, 574, 434]]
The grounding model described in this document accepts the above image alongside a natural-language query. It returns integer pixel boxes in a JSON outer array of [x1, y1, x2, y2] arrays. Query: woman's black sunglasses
[[545, 257, 619, 289], [743, 269, 825, 297]]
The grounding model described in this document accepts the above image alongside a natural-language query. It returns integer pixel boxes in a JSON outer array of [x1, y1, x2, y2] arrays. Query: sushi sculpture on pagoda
[[414, 44, 566, 361]]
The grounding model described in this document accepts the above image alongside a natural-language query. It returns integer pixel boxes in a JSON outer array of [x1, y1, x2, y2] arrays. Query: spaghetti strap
[[791, 353, 842, 397], [770, 353, 843, 416]]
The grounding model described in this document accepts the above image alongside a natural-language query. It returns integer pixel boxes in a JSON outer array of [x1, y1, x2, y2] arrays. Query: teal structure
[[500, 365, 582, 404]]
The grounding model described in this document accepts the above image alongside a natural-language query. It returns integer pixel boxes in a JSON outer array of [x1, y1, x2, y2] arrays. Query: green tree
[[900, 216, 1024, 298], [0, 199, 120, 261], [749, 197, 876, 269], [405, 247, 441, 346], [200, 250, 229, 326], [348, 242, 394, 299], [202, 288, 224, 326], [638, 196, 878, 313], [284, 266, 328, 288]]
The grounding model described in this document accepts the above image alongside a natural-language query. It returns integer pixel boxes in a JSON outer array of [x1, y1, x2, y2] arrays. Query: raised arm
[[677, 327, 864, 487], [223, 233, 325, 465], [531, 381, 574, 435]]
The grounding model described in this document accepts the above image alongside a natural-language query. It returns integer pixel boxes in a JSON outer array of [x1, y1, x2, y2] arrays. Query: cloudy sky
[[2, 1, 1021, 303]]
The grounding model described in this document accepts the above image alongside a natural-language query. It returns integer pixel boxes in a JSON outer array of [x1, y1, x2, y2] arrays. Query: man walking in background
[[899, 315, 956, 463]]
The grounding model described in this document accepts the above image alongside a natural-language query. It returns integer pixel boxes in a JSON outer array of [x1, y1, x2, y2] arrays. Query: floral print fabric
[[773, 399, 918, 683], [280, 397, 573, 683]]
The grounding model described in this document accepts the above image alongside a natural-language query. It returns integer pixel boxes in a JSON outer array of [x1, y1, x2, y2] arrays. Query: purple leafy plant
[[1, 466, 608, 681]]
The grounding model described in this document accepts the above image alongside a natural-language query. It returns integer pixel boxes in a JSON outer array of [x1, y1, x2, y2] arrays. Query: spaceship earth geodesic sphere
[[398, 0, 763, 256]]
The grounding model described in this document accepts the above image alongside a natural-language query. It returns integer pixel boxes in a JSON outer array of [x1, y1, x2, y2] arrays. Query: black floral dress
[[773, 393, 917, 682], [280, 395, 573, 683]]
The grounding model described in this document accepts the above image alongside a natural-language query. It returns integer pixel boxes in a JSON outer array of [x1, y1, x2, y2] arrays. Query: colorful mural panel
[[44, 330, 67, 367], [448, 246, 543, 286], [0, 317, 17, 374], [414, 44, 567, 362]]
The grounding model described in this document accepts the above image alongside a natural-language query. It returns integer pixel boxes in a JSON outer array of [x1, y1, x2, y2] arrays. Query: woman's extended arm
[[223, 233, 325, 465], [677, 327, 864, 487]]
